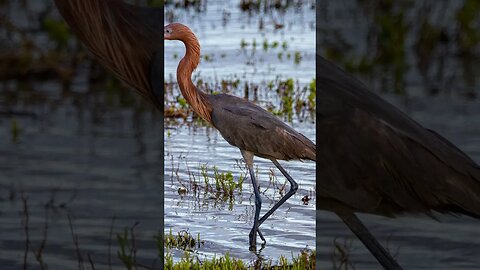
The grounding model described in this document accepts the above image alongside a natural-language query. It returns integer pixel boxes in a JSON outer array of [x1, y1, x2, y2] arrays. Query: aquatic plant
[[116, 223, 140, 270], [165, 0, 203, 10], [294, 51, 302, 65], [164, 247, 316, 270], [164, 229, 204, 251], [197, 164, 245, 199], [42, 16, 71, 50], [456, 0, 480, 53], [10, 118, 21, 143], [277, 78, 295, 121], [307, 78, 316, 111]]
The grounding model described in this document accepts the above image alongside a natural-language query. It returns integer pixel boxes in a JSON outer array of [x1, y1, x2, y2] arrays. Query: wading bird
[[318, 55, 480, 269], [164, 23, 316, 248]]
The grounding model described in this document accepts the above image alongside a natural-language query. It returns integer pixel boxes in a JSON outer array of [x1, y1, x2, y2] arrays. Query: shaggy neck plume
[[177, 29, 212, 123]]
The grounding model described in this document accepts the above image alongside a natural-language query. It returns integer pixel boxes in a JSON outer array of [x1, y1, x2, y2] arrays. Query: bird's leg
[[241, 150, 265, 249], [247, 160, 266, 247], [337, 212, 403, 270], [256, 159, 298, 226]]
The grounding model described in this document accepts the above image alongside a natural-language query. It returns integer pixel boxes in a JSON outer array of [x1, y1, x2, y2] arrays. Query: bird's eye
[[166, 29, 171, 33]]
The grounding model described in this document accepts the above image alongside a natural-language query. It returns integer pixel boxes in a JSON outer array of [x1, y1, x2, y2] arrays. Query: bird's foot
[[249, 227, 266, 249]]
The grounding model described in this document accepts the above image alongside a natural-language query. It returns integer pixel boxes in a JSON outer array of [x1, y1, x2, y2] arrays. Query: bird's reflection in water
[[251, 245, 267, 268]]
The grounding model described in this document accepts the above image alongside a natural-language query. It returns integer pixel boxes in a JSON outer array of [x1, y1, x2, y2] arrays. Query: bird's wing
[[317, 56, 480, 217], [209, 94, 315, 161], [54, 0, 162, 108]]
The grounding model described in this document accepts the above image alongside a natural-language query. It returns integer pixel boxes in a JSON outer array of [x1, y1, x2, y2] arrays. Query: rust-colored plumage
[[54, 0, 162, 108], [164, 23, 316, 248], [168, 23, 212, 123]]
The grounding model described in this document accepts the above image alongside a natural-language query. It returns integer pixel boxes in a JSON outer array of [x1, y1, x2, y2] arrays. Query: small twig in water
[[88, 254, 96, 270], [21, 193, 29, 270], [68, 214, 84, 270], [108, 216, 116, 270]]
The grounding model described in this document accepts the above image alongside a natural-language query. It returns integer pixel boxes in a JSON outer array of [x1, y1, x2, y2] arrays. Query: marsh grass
[[164, 229, 204, 251], [197, 163, 245, 206], [164, 75, 316, 126], [164, 248, 316, 270], [168, 152, 310, 209], [239, 0, 315, 12]]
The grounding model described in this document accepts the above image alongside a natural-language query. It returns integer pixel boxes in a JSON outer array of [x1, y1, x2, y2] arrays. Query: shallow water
[[164, 0, 316, 263]]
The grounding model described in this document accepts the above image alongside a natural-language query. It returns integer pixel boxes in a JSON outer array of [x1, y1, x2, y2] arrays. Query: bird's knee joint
[[290, 183, 298, 193]]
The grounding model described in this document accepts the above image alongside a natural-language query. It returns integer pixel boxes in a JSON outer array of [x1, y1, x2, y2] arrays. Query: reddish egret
[[164, 23, 316, 248]]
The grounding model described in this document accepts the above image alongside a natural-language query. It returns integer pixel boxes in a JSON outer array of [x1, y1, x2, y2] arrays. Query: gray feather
[[317, 56, 480, 218], [209, 94, 315, 161]]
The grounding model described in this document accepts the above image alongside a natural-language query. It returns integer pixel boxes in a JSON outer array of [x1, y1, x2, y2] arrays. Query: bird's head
[[164, 23, 193, 41]]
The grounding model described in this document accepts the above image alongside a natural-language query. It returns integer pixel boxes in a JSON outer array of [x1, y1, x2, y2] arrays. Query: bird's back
[[54, 0, 162, 108], [209, 94, 315, 161], [317, 56, 480, 218]]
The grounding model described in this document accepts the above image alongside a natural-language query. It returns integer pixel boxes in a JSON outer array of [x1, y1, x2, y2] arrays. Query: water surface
[[164, 0, 316, 263]]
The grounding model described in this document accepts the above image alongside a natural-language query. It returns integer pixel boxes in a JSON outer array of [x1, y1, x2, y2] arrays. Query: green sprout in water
[[263, 38, 269, 51], [42, 16, 70, 50], [240, 38, 248, 48], [308, 78, 316, 111], [294, 51, 302, 65], [278, 78, 295, 122], [10, 119, 20, 143]]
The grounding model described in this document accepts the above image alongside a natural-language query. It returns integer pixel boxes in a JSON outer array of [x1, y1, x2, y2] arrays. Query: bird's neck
[[177, 33, 212, 123]]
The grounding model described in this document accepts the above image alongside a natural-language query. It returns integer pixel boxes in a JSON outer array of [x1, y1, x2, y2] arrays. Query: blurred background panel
[[318, 0, 480, 269], [0, 0, 316, 269], [0, 1, 163, 269]]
